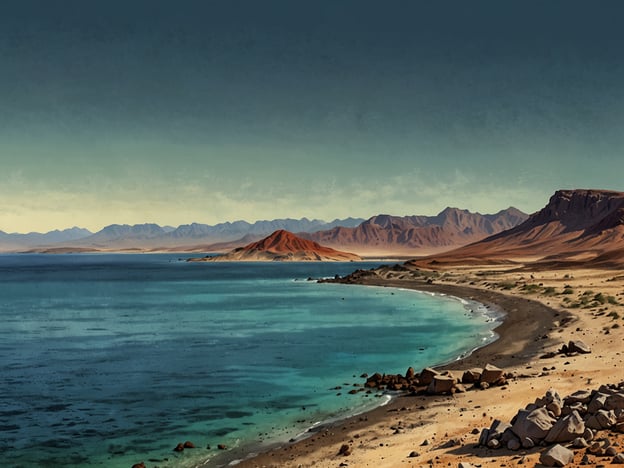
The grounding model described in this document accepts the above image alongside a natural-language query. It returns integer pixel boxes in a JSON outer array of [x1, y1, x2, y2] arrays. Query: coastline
[[213, 277, 568, 468]]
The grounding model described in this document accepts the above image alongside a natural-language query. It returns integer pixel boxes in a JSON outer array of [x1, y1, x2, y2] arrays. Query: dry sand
[[224, 264, 624, 468]]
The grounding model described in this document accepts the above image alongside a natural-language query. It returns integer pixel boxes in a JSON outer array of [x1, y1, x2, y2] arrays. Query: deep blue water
[[0, 254, 498, 467]]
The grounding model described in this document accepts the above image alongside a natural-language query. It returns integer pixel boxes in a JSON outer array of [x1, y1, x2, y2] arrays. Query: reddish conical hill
[[192, 230, 361, 262]]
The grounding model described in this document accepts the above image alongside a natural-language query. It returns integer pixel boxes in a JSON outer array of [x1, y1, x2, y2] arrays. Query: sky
[[1, 1, 623, 232]]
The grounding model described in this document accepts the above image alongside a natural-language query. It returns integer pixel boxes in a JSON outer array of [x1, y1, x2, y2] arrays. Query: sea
[[0, 254, 501, 467]]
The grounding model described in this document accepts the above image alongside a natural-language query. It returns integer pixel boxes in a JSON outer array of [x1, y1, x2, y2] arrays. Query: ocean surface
[[0, 254, 500, 467]]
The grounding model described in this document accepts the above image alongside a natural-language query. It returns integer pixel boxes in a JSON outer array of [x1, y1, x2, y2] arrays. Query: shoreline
[[214, 277, 569, 467]]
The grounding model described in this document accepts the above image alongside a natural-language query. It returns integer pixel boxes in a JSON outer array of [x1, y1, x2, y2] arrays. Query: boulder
[[507, 438, 521, 451], [614, 453, 624, 464], [420, 367, 439, 385], [568, 340, 591, 354], [605, 393, 624, 411], [545, 410, 585, 443], [585, 409, 616, 430], [183, 441, 195, 448], [480, 364, 504, 384], [132, 463, 146, 468], [405, 367, 416, 380], [539, 444, 574, 466], [536, 388, 563, 407], [427, 375, 456, 394], [565, 389, 593, 405], [173, 443, 185, 452], [478, 428, 490, 447], [487, 419, 512, 442], [461, 369, 482, 384], [511, 407, 557, 441], [338, 443, 351, 456], [588, 393, 609, 413]]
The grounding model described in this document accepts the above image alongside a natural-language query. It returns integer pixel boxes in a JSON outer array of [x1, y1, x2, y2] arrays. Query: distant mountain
[[0, 227, 92, 251], [412, 189, 624, 268], [300, 207, 528, 255], [190, 230, 361, 262], [3, 217, 365, 252]]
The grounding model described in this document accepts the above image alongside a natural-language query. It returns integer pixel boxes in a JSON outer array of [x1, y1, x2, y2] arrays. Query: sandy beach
[[222, 263, 624, 468]]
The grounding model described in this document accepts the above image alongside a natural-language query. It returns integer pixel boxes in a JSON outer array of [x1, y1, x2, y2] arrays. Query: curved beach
[[214, 276, 569, 467]]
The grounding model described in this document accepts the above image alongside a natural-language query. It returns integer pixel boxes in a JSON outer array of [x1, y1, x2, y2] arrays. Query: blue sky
[[1, 1, 623, 232]]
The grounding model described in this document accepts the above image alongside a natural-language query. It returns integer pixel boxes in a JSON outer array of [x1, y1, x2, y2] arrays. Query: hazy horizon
[[2, 1, 623, 232]]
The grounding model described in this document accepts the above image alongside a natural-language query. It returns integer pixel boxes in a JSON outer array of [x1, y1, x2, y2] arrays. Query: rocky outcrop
[[478, 382, 624, 466]]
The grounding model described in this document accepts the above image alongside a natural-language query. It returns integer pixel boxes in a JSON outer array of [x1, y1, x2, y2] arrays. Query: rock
[[458, 463, 475, 468], [507, 438, 521, 450], [539, 444, 574, 466], [545, 410, 585, 443], [405, 367, 416, 380], [408, 451, 419, 458], [461, 369, 482, 384], [338, 444, 351, 456], [572, 437, 589, 448], [132, 463, 146, 468], [420, 367, 439, 385], [565, 390, 593, 405], [521, 437, 535, 449], [478, 428, 490, 447], [614, 453, 624, 464], [487, 419, 512, 442], [568, 340, 591, 354], [606, 393, 624, 411], [421, 439, 430, 446], [588, 441, 604, 455], [217, 444, 227, 450], [480, 364, 504, 384], [588, 393, 609, 413], [427, 375, 456, 394], [511, 407, 557, 441], [173, 443, 185, 452], [547, 401, 562, 417], [183, 441, 195, 448], [586, 409, 617, 430], [583, 428, 594, 441], [479, 381, 490, 390], [536, 388, 563, 407], [487, 438, 500, 449], [606, 446, 618, 456]]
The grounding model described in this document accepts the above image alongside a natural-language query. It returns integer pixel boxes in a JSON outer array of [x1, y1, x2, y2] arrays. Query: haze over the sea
[[1, 0, 623, 232]]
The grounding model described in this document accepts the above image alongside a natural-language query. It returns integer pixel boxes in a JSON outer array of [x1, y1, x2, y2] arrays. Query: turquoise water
[[0, 254, 498, 467]]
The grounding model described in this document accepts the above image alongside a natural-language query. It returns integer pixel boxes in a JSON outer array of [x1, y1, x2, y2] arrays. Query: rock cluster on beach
[[477, 382, 624, 466], [363, 363, 507, 395]]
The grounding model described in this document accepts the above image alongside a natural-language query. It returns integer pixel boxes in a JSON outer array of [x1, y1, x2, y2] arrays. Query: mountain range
[[410, 189, 624, 268], [0, 208, 529, 255]]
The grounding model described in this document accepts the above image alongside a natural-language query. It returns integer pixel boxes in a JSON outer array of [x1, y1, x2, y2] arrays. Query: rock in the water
[[217, 444, 227, 450], [545, 410, 585, 443], [173, 443, 185, 452], [183, 441, 195, 448], [512, 407, 557, 441], [568, 340, 591, 354], [405, 367, 416, 380], [132, 463, 146, 468], [539, 444, 574, 466], [480, 364, 504, 384]]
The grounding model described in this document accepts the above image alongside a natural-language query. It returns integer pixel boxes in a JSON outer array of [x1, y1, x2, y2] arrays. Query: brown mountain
[[189, 230, 362, 262], [411, 189, 624, 268], [300, 207, 527, 255]]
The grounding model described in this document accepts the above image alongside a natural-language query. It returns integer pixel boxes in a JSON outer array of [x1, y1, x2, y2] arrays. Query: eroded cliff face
[[409, 189, 624, 268]]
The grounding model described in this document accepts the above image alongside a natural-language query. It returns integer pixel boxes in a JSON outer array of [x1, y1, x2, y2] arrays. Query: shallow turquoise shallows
[[0, 254, 499, 467]]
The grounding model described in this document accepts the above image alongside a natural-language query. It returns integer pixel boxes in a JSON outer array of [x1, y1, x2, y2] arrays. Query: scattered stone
[[487, 438, 500, 449], [458, 463, 475, 468], [568, 340, 591, 354], [573, 437, 589, 448], [183, 441, 195, 448], [613, 453, 624, 464], [421, 439, 430, 446], [511, 407, 557, 441], [420, 367, 439, 385], [539, 444, 574, 466], [217, 444, 227, 450], [407, 451, 419, 458], [507, 438, 521, 450], [606, 446, 618, 456], [338, 444, 351, 456]]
